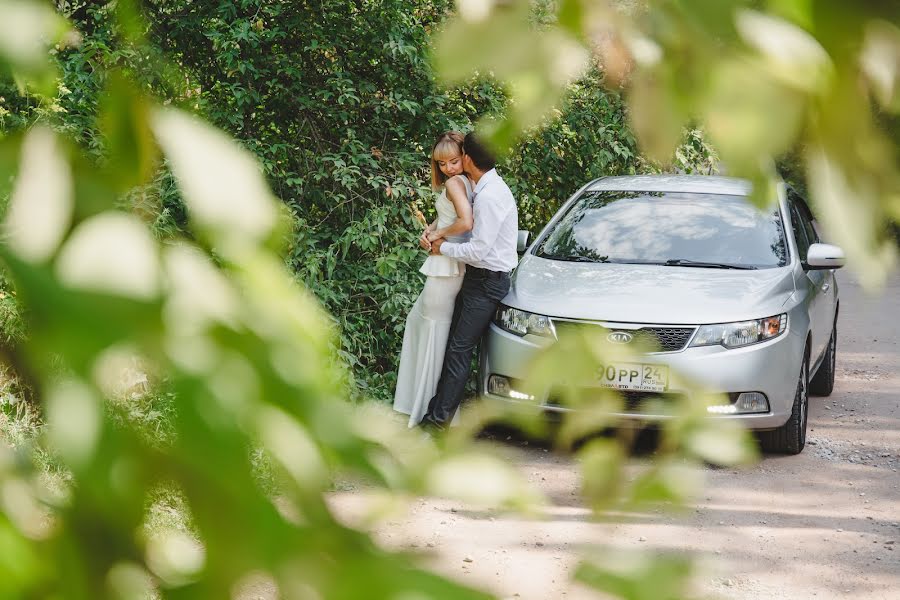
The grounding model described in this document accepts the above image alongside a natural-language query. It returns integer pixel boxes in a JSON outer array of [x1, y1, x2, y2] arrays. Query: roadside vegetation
[[0, 1, 896, 599]]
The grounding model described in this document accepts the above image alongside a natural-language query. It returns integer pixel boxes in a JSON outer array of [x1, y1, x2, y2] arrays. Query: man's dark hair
[[463, 132, 496, 172]]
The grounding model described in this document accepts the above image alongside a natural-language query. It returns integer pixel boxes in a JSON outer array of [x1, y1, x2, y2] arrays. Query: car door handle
[[821, 283, 830, 292]]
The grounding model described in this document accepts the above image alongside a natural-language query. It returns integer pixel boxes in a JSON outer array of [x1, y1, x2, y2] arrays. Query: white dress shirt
[[439, 168, 518, 272]]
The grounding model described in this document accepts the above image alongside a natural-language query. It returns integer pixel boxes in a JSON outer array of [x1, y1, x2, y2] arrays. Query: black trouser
[[421, 266, 511, 429]]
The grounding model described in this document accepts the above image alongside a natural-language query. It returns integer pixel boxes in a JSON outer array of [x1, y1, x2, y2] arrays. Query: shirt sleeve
[[440, 188, 510, 264]]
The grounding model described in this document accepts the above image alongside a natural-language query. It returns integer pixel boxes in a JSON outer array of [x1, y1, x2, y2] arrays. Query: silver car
[[479, 175, 844, 454]]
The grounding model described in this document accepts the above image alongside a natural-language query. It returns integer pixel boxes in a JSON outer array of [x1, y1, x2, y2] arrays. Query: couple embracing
[[393, 132, 518, 431]]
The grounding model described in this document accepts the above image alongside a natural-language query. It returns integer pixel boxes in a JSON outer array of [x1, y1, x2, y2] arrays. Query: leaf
[[684, 420, 757, 467], [557, 0, 585, 37], [98, 73, 159, 195], [55, 212, 160, 300], [578, 438, 626, 508], [3, 126, 73, 263], [575, 549, 696, 600], [806, 145, 898, 287], [627, 68, 686, 164], [861, 19, 900, 112], [150, 108, 280, 254], [0, 0, 71, 92], [629, 459, 705, 506], [735, 9, 832, 93], [425, 452, 542, 510]]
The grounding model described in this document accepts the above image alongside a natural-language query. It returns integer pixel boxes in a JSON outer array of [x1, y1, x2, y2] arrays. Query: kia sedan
[[479, 175, 844, 454]]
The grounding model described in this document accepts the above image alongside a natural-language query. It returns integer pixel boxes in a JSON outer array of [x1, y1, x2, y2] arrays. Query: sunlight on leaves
[[684, 420, 757, 467], [0, 0, 70, 91], [163, 242, 239, 333], [105, 561, 156, 600], [3, 126, 72, 263], [735, 9, 831, 92], [44, 378, 101, 469], [426, 452, 541, 510], [861, 20, 900, 112], [55, 212, 159, 300], [434, 0, 588, 144], [578, 438, 626, 509], [629, 459, 705, 506], [807, 145, 897, 287], [256, 406, 327, 489], [576, 548, 696, 600], [151, 108, 279, 252], [145, 530, 205, 587]]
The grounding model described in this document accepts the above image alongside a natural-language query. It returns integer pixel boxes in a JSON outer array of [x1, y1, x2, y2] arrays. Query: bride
[[393, 131, 474, 427]]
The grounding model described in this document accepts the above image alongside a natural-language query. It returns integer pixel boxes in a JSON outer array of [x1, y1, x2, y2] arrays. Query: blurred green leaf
[[99, 73, 159, 198], [575, 548, 696, 600], [628, 459, 705, 506], [151, 108, 280, 255], [578, 438, 626, 509], [3, 126, 72, 263], [0, 0, 70, 94]]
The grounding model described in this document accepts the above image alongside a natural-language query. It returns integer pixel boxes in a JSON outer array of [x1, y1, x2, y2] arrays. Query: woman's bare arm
[[428, 176, 473, 241]]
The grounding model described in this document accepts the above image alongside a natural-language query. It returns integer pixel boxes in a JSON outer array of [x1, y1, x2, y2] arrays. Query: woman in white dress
[[393, 131, 474, 427]]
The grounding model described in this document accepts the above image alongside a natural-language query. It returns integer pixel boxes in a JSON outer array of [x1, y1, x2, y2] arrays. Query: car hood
[[507, 255, 796, 325]]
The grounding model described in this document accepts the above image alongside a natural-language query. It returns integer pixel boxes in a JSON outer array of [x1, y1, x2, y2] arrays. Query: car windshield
[[536, 191, 788, 269]]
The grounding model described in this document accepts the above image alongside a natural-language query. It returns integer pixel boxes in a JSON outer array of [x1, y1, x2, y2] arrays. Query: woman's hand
[[419, 227, 432, 251], [426, 230, 443, 243]]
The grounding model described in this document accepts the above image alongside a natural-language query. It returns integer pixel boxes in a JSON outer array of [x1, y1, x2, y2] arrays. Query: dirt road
[[333, 271, 899, 600]]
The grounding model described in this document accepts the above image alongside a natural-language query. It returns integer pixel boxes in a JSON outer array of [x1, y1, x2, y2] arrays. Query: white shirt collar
[[472, 168, 498, 197]]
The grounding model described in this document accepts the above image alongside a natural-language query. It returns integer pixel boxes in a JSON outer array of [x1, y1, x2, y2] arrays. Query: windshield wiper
[[540, 253, 609, 263], [662, 258, 757, 270]]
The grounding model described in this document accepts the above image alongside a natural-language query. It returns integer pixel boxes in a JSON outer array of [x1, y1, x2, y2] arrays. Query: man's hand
[[430, 238, 444, 255], [419, 227, 432, 251]]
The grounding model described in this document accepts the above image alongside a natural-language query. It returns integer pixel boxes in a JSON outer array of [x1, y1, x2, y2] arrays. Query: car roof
[[586, 175, 752, 196]]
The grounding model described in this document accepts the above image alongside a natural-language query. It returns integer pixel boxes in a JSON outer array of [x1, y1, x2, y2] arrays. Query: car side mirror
[[517, 230, 530, 254], [806, 243, 845, 270]]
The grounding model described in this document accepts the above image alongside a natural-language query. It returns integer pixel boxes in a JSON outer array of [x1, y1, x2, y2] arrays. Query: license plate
[[596, 363, 668, 392]]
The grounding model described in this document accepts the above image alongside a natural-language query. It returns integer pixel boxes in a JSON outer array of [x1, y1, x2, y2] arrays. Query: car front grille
[[552, 320, 696, 353]]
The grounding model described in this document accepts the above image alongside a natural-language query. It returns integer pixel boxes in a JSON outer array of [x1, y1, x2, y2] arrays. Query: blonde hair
[[430, 131, 465, 190]]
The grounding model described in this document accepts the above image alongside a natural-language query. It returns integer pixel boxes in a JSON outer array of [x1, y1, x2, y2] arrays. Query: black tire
[[810, 324, 836, 397], [758, 355, 809, 455]]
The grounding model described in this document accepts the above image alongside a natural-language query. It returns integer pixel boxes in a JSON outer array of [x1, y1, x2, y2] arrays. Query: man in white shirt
[[419, 133, 518, 430]]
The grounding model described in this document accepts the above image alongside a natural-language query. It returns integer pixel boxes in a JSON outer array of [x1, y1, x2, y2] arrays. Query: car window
[[788, 200, 811, 262], [536, 191, 788, 269], [788, 189, 820, 245]]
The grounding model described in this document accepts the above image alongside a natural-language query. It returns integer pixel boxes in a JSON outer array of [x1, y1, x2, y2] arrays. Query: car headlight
[[690, 314, 787, 349], [495, 305, 555, 337]]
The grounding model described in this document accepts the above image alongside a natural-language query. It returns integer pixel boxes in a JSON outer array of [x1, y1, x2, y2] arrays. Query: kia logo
[[607, 331, 634, 344]]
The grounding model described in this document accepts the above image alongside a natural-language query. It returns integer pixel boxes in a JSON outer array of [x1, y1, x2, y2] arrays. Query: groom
[[419, 132, 519, 430]]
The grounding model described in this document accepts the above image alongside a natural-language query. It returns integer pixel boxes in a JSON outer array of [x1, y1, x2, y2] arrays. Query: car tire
[[809, 324, 836, 397], [758, 354, 809, 455]]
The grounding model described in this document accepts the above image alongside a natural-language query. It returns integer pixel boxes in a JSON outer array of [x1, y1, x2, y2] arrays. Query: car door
[[787, 192, 829, 362], [796, 193, 837, 357]]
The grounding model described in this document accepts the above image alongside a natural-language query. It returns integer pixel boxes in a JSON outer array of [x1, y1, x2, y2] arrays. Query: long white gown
[[393, 176, 473, 427]]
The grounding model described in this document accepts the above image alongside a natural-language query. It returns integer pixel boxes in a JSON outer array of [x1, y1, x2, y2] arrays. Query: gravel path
[[330, 270, 900, 600]]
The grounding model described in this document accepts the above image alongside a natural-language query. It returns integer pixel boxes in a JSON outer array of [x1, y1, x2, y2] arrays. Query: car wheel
[[758, 354, 809, 455], [809, 324, 836, 397]]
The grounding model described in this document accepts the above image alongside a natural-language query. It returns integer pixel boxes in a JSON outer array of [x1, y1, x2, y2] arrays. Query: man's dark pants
[[421, 266, 511, 429]]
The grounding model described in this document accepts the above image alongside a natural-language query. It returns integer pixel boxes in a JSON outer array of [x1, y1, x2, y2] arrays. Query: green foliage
[[0, 0, 700, 401], [0, 272, 25, 345]]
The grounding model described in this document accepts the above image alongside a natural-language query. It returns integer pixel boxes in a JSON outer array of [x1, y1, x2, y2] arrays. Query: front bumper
[[479, 320, 805, 430]]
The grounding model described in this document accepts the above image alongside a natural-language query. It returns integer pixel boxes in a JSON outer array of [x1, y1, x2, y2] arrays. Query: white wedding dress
[[393, 176, 473, 427]]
